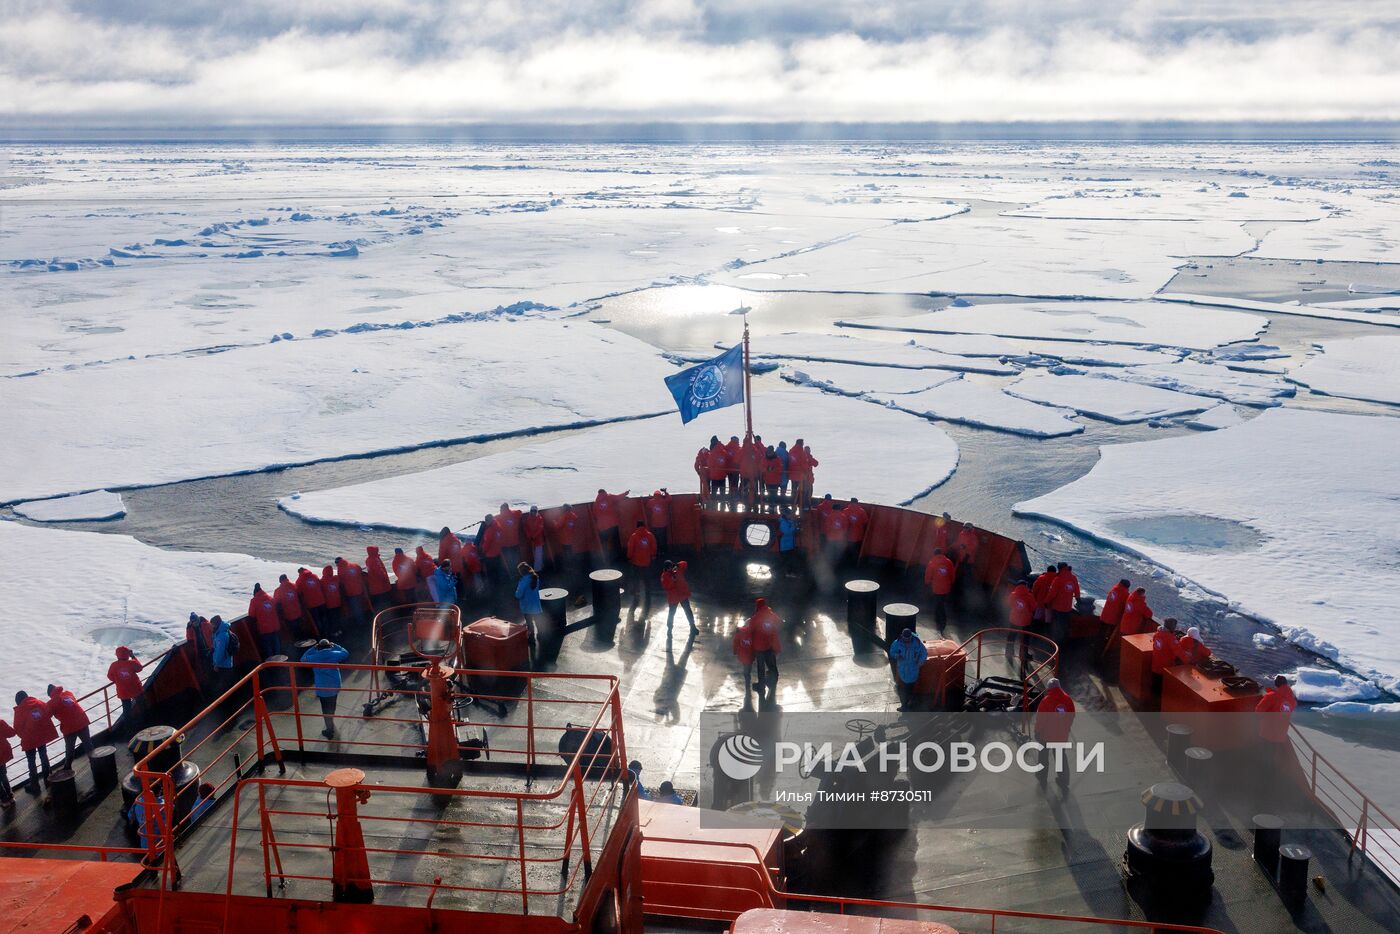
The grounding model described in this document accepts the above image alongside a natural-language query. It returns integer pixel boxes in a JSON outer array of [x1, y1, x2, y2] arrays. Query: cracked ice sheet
[[1103, 360, 1295, 407], [1158, 293, 1400, 330], [1006, 374, 1213, 423], [909, 332, 1183, 367], [0, 204, 890, 375], [1004, 188, 1330, 222], [841, 300, 1264, 351], [738, 332, 1018, 375], [1289, 337, 1400, 407], [713, 215, 1253, 300], [1254, 201, 1400, 263], [0, 519, 284, 704], [1187, 405, 1247, 431], [871, 376, 1083, 438], [0, 320, 677, 504], [1015, 409, 1400, 689], [779, 363, 959, 396], [13, 490, 126, 522], [279, 387, 959, 533]]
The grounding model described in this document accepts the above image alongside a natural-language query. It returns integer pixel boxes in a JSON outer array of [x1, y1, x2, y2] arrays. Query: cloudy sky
[[2, 0, 1397, 127]]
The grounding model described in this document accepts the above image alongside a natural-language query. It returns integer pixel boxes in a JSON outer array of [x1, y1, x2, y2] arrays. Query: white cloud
[[0, 1, 1396, 125]]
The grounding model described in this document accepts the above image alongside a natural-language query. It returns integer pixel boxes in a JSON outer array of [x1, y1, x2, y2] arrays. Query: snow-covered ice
[[1255, 202, 1400, 264], [1015, 409, 1400, 689], [1187, 404, 1247, 431], [1317, 702, 1400, 719], [279, 387, 960, 533], [1005, 189, 1329, 222], [841, 300, 1266, 350], [870, 377, 1084, 438], [714, 215, 1253, 300], [1289, 337, 1400, 406], [780, 362, 959, 396], [0, 519, 284, 704], [13, 490, 126, 522], [1292, 667, 1384, 704], [739, 332, 1019, 375], [1159, 293, 1400, 330], [1005, 373, 1214, 423], [0, 320, 678, 504], [1105, 360, 1294, 407]]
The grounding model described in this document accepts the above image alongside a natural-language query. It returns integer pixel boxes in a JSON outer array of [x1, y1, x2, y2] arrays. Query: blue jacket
[[516, 574, 542, 615], [210, 619, 235, 671], [889, 636, 928, 685], [301, 643, 349, 697], [429, 567, 458, 604], [779, 517, 797, 552]]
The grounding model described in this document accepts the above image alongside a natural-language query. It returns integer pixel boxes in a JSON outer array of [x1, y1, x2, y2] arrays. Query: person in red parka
[[1256, 674, 1299, 803], [47, 683, 91, 766], [706, 437, 729, 499], [1150, 618, 1182, 695], [553, 507, 583, 590], [1006, 578, 1036, 670], [844, 498, 869, 567], [739, 435, 762, 500], [820, 501, 848, 572], [496, 503, 524, 571], [186, 612, 213, 661], [320, 565, 344, 637], [414, 546, 436, 600], [0, 718, 16, 807], [1120, 587, 1154, 636], [1033, 678, 1076, 790], [1047, 563, 1080, 647], [437, 527, 460, 564], [645, 490, 671, 558], [364, 546, 392, 610], [1030, 564, 1057, 627], [337, 556, 370, 627], [1175, 627, 1211, 665], [762, 446, 783, 504], [660, 559, 696, 634], [248, 583, 281, 657], [450, 539, 484, 596], [725, 436, 742, 493], [593, 488, 628, 560], [523, 506, 547, 571], [749, 598, 783, 702], [13, 690, 57, 790], [694, 446, 710, 501], [626, 521, 657, 609], [274, 573, 307, 637], [953, 523, 980, 570], [478, 515, 505, 590], [732, 615, 757, 708], [1100, 579, 1130, 631], [788, 440, 815, 506], [931, 512, 954, 555], [296, 567, 326, 636], [391, 548, 417, 605], [924, 549, 956, 633]]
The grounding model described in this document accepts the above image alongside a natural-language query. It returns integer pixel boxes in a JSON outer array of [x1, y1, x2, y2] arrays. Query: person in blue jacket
[[300, 639, 349, 739], [428, 560, 458, 605], [888, 629, 928, 711], [778, 506, 799, 578], [515, 563, 543, 647], [209, 616, 236, 673]]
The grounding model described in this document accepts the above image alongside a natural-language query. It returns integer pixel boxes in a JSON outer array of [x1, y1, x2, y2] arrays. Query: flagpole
[[742, 317, 754, 439]]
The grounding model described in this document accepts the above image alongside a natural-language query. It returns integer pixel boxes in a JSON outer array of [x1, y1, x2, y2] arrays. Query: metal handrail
[[1288, 724, 1400, 886], [935, 627, 1059, 711], [4, 644, 175, 786], [644, 836, 1226, 932]]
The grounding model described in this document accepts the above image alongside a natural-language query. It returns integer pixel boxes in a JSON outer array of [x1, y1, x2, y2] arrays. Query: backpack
[[225, 629, 241, 659]]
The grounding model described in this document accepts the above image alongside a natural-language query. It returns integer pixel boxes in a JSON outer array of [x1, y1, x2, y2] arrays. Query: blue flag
[[665, 345, 745, 424]]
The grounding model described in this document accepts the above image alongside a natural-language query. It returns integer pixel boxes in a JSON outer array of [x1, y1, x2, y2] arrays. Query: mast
[[742, 317, 754, 438]]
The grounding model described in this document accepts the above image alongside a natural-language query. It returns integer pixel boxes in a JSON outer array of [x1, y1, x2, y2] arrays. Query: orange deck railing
[[939, 627, 1059, 711], [644, 836, 1227, 932]]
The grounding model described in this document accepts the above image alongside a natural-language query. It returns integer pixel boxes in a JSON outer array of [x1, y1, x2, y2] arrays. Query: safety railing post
[[103, 688, 113, 734], [526, 676, 536, 773], [290, 664, 306, 754], [517, 798, 529, 914], [572, 765, 594, 880]]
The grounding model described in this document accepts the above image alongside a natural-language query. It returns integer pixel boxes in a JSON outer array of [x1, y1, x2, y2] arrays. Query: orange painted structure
[[1119, 633, 1156, 705], [638, 800, 784, 923], [1160, 665, 1261, 750], [0, 856, 141, 933]]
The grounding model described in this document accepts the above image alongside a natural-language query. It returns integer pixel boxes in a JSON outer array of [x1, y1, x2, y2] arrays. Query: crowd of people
[[695, 434, 817, 510]]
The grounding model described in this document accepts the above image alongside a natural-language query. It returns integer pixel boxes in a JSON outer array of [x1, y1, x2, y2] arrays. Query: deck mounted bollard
[[1166, 723, 1194, 771], [1278, 844, 1312, 909], [589, 569, 623, 641], [1184, 746, 1214, 796], [292, 640, 317, 688], [49, 768, 78, 821], [845, 579, 879, 653], [90, 745, 119, 792], [1253, 813, 1283, 878], [539, 587, 569, 663], [883, 603, 919, 643]]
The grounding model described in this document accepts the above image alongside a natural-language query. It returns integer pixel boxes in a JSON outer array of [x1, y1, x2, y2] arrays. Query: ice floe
[[1292, 667, 1384, 704], [1015, 408, 1400, 688], [1289, 336, 1400, 406], [279, 387, 959, 533], [13, 490, 126, 522], [1255, 204, 1400, 264], [1187, 404, 1247, 431], [840, 300, 1266, 350], [0, 519, 284, 703], [1159, 293, 1400, 330], [1005, 373, 1214, 423], [870, 377, 1084, 438], [0, 321, 677, 504], [738, 332, 1019, 375], [780, 363, 959, 396], [1105, 360, 1294, 407]]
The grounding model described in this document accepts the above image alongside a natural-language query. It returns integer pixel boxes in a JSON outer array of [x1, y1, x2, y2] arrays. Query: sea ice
[[0, 320, 678, 504], [1015, 409, 1400, 688], [1005, 189, 1329, 222], [1255, 204, 1400, 264], [0, 519, 284, 704], [1289, 337, 1400, 406], [738, 332, 1019, 375], [12, 490, 127, 522], [1158, 293, 1400, 330], [840, 300, 1265, 350], [1292, 667, 1384, 704], [1004, 374, 1213, 423], [279, 387, 960, 533], [870, 377, 1084, 438], [1187, 405, 1247, 431], [712, 215, 1253, 299], [780, 363, 959, 396], [1104, 360, 1294, 407]]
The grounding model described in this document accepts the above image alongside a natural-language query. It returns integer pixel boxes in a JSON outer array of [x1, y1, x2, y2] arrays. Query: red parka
[[954, 527, 980, 566], [924, 555, 956, 596], [108, 647, 145, 700], [762, 454, 783, 486], [593, 491, 624, 531], [248, 590, 280, 635], [627, 527, 657, 567], [523, 512, 546, 546], [1256, 683, 1298, 743], [645, 492, 671, 529], [296, 568, 325, 609], [1031, 570, 1056, 608], [820, 509, 848, 541], [1121, 590, 1153, 635], [554, 510, 581, 548], [274, 579, 303, 621], [1151, 628, 1181, 674], [1008, 583, 1035, 628], [13, 696, 58, 750], [414, 546, 436, 580], [47, 686, 90, 736], [1048, 569, 1080, 613], [480, 523, 503, 559], [320, 566, 342, 610], [845, 503, 869, 543], [732, 623, 756, 666], [1034, 687, 1076, 744], [496, 507, 523, 548], [438, 530, 460, 563], [1176, 636, 1211, 666], [0, 720, 15, 765], [706, 445, 729, 481], [392, 551, 417, 590], [661, 561, 690, 605], [1100, 582, 1130, 628], [364, 547, 391, 596], [749, 601, 782, 654]]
